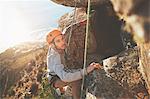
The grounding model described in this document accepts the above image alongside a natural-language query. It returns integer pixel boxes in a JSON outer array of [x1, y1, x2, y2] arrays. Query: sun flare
[[0, 2, 32, 52]]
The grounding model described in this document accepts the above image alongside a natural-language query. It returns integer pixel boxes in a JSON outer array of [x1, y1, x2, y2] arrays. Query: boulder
[[58, 2, 149, 97], [110, 0, 150, 93]]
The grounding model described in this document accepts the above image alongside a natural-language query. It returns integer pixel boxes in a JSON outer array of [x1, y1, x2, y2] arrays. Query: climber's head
[[46, 29, 66, 50]]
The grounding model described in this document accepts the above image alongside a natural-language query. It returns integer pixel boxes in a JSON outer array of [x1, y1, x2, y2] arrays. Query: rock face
[[59, 8, 97, 69], [102, 47, 148, 97], [91, 1, 125, 59], [58, 4, 149, 98], [51, 0, 106, 7], [110, 0, 150, 43], [59, 3, 126, 67], [64, 20, 98, 69], [58, 8, 87, 31], [52, 0, 150, 42], [1, 0, 149, 98], [110, 0, 150, 93]]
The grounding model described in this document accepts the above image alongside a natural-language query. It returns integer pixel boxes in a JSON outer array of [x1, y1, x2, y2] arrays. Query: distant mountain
[[0, 28, 51, 54], [29, 27, 54, 41], [0, 41, 48, 97]]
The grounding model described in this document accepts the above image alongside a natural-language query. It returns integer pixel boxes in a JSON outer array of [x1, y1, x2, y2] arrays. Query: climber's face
[[54, 34, 66, 50]]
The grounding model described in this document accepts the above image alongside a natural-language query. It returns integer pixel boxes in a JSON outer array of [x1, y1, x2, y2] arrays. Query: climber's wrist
[[86, 66, 94, 74]]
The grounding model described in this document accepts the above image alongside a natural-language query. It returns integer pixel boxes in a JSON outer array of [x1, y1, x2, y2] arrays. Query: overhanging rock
[[51, 0, 107, 7]]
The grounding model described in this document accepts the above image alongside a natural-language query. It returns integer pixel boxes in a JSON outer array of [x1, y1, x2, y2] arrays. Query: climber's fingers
[[90, 62, 102, 69]]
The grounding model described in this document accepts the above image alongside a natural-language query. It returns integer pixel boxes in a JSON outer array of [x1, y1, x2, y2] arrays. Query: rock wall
[[51, 0, 107, 7], [57, 3, 149, 98], [110, 0, 150, 94]]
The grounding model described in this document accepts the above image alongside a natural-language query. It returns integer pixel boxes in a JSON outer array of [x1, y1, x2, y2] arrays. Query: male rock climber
[[46, 29, 102, 99]]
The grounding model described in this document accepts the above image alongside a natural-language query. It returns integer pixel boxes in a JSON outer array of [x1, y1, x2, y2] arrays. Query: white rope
[[64, 0, 77, 57], [67, 0, 77, 47], [80, 0, 91, 98]]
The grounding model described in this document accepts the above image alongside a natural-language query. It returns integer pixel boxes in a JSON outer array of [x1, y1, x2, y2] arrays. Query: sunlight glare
[[0, 2, 32, 52]]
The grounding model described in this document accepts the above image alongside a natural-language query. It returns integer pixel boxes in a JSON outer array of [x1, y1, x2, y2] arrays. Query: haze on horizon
[[0, 0, 73, 53]]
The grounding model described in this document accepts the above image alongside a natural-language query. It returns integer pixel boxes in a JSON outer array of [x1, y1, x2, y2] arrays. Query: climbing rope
[[67, 0, 77, 47], [63, 0, 91, 98], [80, 0, 91, 98], [64, 0, 77, 59]]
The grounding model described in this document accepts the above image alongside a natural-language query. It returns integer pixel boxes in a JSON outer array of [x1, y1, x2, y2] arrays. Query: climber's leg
[[70, 80, 82, 99], [53, 79, 68, 89]]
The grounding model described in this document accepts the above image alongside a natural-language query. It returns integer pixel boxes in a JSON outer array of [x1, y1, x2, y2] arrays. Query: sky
[[0, 0, 73, 53]]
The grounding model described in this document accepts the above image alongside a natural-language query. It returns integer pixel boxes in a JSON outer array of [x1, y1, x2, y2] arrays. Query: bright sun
[[0, 2, 32, 52]]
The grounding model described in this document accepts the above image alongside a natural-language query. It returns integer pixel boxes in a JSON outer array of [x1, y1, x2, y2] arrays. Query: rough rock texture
[[102, 47, 148, 97], [110, 0, 150, 94], [58, 8, 87, 31], [51, 0, 107, 7], [59, 8, 97, 69], [64, 20, 97, 69], [91, 1, 125, 59], [51, 0, 150, 43], [58, 7, 149, 98], [110, 0, 150, 43], [138, 43, 150, 94], [64, 21, 86, 69]]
